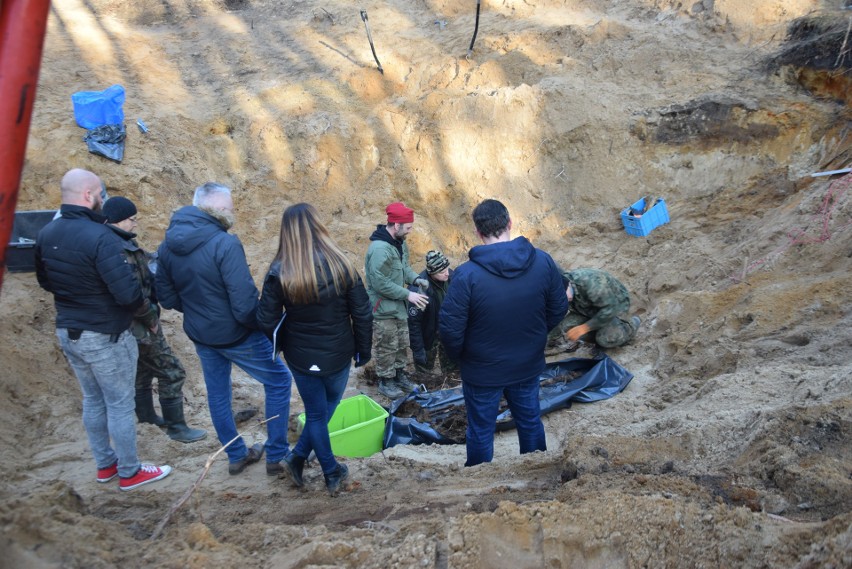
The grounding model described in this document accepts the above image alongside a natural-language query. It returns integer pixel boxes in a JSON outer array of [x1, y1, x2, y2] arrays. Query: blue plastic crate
[[621, 197, 670, 237]]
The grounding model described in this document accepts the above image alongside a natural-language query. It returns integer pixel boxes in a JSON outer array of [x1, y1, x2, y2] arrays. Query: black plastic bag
[[383, 389, 466, 447], [383, 355, 634, 448], [84, 123, 126, 162]]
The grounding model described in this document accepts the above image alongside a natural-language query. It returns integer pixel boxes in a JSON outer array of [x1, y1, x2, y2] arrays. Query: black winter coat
[[257, 258, 372, 376], [35, 204, 145, 333], [439, 236, 568, 387], [156, 206, 260, 348], [407, 269, 453, 358]]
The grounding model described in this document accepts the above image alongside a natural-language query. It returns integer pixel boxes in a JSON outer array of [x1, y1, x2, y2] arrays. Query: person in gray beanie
[[103, 196, 207, 444], [407, 250, 457, 375]]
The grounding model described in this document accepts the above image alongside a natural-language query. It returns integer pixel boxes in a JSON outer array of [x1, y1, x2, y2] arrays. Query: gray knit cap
[[425, 250, 450, 274]]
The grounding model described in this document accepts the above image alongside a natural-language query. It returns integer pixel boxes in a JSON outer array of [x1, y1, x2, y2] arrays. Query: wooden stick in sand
[[149, 415, 280, 540]]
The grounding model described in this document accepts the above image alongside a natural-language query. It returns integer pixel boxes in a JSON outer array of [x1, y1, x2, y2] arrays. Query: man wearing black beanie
[[103, 196, 207, 444]]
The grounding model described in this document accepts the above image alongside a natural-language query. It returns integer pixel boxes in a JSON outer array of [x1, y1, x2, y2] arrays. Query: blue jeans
[[462, 377, 546, 467], [194, 331, 292, 464], [291, 366, 350, 475], [57, 329, 141, 478]]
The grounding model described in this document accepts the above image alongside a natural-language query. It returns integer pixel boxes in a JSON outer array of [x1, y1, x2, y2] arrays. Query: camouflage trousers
[[136, 327, 186, 399], [549, 311, 638, 348], [415, 341, 458, 375], [373, 318, 410, 379]]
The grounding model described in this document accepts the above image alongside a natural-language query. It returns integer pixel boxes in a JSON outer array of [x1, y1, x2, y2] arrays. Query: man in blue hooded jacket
[[439, 199, 568, 467], [156, 183, 292, 476]]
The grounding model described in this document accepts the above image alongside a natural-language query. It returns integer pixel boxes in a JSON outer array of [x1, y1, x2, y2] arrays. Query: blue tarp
[[383, 355, 634, 448]]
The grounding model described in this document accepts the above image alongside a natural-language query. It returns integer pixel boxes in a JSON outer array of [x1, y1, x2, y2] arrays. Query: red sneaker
[[119, 464, 172, 491], [97, 462, 118, 483]]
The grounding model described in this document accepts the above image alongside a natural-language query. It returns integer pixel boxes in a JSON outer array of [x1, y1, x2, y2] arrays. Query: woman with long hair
[[258, 203, 372, 496]]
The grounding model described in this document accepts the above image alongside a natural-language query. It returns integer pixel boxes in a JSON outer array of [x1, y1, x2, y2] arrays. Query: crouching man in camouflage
[[551, 268, 641, 349], [103, 197, 207, 443]]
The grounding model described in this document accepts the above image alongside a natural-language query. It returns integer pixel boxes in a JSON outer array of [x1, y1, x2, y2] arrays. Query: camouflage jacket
[[109, 225, 159, 343], [563, 268, 630, 331]]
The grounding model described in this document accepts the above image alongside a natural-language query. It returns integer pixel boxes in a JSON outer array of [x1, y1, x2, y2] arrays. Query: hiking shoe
[[324, 463, 349, 497], [229, 442, 265, 475], [97, 462, 118, 483], [378, 378, 404, 399], [395, 369, 417, 393], [280, 452, 305, 487], [631, 316, 642, 331], [266, 461, 284, 476], [119, 464, 172, 491]]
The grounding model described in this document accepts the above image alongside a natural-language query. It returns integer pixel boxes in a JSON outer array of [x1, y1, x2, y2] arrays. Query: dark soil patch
[[540, 370, 584, 387], [769, 14, 852, 71], [394, 399, 468, 443], [360, 366, 379, 386], [410, 369, 461, 392]]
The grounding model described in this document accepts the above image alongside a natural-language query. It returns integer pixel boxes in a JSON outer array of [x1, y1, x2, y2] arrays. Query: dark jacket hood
[[163, 206, 226, 256], [369, 224, 403, 256], [468, 236, 536, 279]]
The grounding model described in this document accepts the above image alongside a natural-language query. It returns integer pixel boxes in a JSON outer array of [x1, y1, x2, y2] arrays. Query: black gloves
[[354, 353, 371, 368]]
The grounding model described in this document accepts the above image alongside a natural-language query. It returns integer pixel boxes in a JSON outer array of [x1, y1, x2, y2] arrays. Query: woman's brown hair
[[274, 203, 357, 304]]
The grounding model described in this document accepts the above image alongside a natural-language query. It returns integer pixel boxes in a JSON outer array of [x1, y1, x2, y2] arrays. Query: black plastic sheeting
[[383, 355, 634, 449], [84, 123, 126, 163]]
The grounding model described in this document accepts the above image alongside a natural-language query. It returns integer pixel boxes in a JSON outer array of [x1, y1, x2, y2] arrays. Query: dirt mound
[[2, 0, 851, 567]]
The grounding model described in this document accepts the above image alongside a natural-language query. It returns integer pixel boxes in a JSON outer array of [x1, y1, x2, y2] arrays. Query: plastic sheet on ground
[[383, 355, 634, 449]]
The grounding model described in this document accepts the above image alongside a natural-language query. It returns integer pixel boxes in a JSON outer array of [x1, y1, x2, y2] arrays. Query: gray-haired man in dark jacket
[[156, 182, 293, 476]]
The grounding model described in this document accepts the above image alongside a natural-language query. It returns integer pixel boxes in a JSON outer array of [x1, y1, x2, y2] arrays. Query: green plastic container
[[297, 394, 388, 457]]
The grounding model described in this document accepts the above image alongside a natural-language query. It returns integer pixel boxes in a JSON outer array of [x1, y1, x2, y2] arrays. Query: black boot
[[160, 397, 207, 443], [135, 388, 166, 427], [395, 368, 416, 392], [281, 453, 305, 487], [324, 463, 349, 497]]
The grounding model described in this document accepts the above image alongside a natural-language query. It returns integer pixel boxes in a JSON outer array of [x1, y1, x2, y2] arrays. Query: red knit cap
[[386, 202, 414, 223]]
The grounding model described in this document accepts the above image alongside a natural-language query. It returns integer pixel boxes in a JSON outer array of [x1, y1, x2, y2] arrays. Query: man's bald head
[[61, 169, 105, 212]]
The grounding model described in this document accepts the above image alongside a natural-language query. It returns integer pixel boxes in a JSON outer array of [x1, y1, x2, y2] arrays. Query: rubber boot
[[324, 463, 349, 497], [281, 453, 305, 487], [160, 397, 207, 443], [135, 388, 166, 427]]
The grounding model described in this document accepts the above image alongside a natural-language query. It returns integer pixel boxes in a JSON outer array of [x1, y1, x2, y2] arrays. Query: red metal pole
[[0, 0, 51, 292]]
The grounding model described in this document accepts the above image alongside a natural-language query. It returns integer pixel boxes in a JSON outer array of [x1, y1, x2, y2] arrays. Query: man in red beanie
[[364, 202, 430, 399]]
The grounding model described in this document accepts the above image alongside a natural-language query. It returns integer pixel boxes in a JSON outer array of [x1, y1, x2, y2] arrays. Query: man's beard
[[395, 233, 407, 242], [200, 206, 235, 229]]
